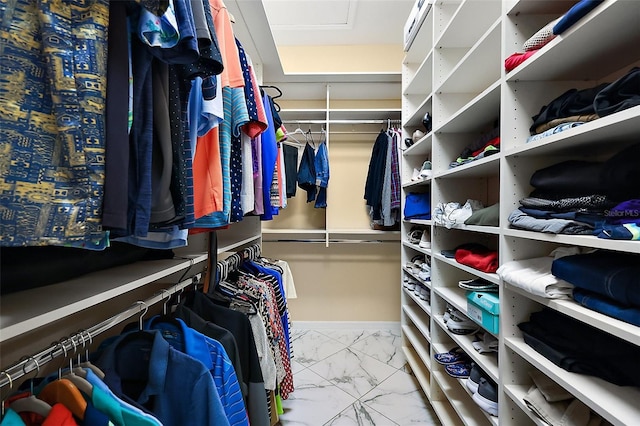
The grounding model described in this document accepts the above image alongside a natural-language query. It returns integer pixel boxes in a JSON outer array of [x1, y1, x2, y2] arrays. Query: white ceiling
[[226, 0, 412, 99], [262, 0, 412, 46]]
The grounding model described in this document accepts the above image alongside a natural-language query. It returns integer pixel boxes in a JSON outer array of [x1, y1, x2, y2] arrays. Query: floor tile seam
[[323, 401, 401, 426], [316, 369, 396, 401], [345, 344, 408, 372], [357, 400, 402, 426], [314, 329, 374, 345]]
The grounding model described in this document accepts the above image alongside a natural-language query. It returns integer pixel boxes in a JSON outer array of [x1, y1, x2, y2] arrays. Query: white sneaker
[[418, 161, 432, 179], [419, 231, 431, 249], [412, 129, 425, 143], [411, 168, 421, 181], [404, 280, 416, 291], [406, 229, 422, 244]]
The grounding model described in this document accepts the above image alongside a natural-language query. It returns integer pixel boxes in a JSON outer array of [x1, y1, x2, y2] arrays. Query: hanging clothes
[[177, 291, 271, 426], [313, 142, 330, 208], [260, 94, 279, 220], [364, 131, 389, 221], [0, 0, 110, 249], [95, 330, 229, 426], [297, 143, 317, 203], [143, 316, 249, 425], [283, 145, 299, 198]]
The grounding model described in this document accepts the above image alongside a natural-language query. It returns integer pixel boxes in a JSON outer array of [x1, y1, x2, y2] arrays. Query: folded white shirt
[[496, 247, 583, 299]]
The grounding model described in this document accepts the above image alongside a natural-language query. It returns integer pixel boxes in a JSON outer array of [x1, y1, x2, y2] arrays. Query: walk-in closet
[[1, 1, 639, 425]]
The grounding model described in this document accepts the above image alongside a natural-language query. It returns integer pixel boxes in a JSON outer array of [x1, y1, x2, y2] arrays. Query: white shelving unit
[[400, 1, 640, 425]]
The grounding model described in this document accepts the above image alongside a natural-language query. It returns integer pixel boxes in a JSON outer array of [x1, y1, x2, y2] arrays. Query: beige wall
[[263, 241, 400, 322], [263, 102, 401, 322], [277, 44, 404, 74]]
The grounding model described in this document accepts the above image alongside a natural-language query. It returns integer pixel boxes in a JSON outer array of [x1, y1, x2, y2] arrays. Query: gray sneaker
[[472, 377, 498, 416]]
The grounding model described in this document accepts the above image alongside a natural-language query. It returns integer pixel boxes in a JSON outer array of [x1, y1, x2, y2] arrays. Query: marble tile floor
[[278, 328, 441, 426]]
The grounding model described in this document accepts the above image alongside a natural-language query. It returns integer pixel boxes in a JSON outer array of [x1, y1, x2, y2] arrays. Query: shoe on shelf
[[422, 112, 432, 133], [434, 347, 468, 365], [447, 313, 480, 335], [419, 287, 430, 301], [412, 129, 425, 143], [418, 160, 432, 179], [458, 277, 498, 292], [445, 361, 473, 378], [472, 378, 499, 417], [404, 280, 417, 291], [406, 228, 423, 244], [411, 168, 421, 181], [443, 304, 455, 324], [466, 363, 483, 394], [472, 332, 499, 354], [419, 230, 431, 249]]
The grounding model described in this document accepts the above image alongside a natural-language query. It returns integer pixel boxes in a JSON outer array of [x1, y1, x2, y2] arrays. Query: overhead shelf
[[0, 252, 208, 343], [436, 0, 502, 49], [505, 282, 640, 346], [435, 154, 500, 179], [436, 80, 501, 134], [506, 1, 640, 82], [436, 19, 501, 94], [502, 228, 640, 255], [504, 105, 640, 158]]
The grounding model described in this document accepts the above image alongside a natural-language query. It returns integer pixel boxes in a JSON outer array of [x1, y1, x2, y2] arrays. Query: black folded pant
[[518, 308, 640, 387]]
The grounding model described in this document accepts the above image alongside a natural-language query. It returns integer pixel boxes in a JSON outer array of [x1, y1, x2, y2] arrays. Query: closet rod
[[262, 238, 399, 244], [0, 272, 201, 390], [283, 119, 391, 125]]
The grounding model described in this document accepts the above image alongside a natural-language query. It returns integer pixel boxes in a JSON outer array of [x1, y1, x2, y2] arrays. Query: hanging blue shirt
[[145, 316, 249, 426], [95, 330, 229, 426]]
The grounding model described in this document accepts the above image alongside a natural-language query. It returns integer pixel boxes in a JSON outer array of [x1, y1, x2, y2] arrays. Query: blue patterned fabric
[[0, 0, 110, 249]]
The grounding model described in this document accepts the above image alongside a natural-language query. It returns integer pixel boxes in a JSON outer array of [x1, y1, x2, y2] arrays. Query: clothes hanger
[[260, 86, 282, 111], [74, 330, 105, 380], [7, 357, 53, 418], [306, 129, 316, 148], [38, 341, 87, 421], [61, 337, 93, 398], [1, 370, 11, 418]]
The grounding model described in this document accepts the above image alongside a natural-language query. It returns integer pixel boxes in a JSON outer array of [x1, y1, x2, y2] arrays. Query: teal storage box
[[466, 291, 499, 334]]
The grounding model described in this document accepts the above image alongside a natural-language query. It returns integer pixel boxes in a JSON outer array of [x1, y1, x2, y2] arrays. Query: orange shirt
[[193, 126, 223, 219], [208, 0, 244, 88]]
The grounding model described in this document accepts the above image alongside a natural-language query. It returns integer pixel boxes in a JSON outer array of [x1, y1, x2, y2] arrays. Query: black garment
[[165, 66, 190, 229], [179, 291, 270, 426], [151, 59, 177, 224], [297, 143, 317, 203], [600, 142, 640, 201], [174, 303, 245, 396], [283, 144, 299, 198], [268, 96, 282, 129], [364, 131, 389, 221], [127, 36, 155, 237], [102, 0, 130, 231], [529, 160, 607, 197], [518, 308, 640, 387], [179, 0, 224, 80], [229, 134, 243, 222], [594, 67, 640, 117], [530, 84, 608, 134]]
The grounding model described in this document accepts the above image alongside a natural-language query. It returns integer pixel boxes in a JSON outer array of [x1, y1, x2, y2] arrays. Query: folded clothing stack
[[551, 250, 640, 326], [518, 308, 640, 387], [523, 370, 605, 426]]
